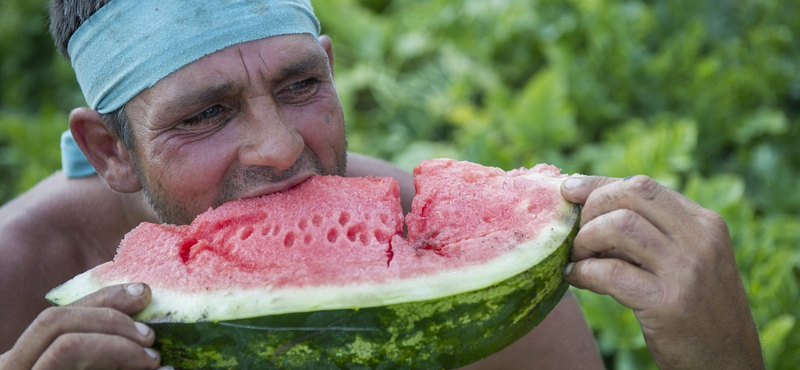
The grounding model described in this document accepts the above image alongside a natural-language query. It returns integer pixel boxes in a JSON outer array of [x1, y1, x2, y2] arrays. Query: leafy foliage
[[1, 0, 798, 368]]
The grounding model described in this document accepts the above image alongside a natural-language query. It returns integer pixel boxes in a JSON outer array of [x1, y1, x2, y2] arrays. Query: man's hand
[[0, 283, 164, 370], [561, 175, 764, 370]]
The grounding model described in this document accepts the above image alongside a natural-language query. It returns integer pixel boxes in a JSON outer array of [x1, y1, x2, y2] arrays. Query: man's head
[[50, 0, 133, 149], [51, 0, 347, 225]]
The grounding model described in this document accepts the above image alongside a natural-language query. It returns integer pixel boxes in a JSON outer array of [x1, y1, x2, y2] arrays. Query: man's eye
[[285, 78, 320, 98], [183, 105, 224, 126], [197, 105, 222, 120]]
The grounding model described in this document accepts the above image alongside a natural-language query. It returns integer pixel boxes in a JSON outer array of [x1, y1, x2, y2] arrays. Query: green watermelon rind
[[151, 212, 577, 370]]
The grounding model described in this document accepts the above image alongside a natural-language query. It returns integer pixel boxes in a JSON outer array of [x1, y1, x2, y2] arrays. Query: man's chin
[[141, 187, 197, 226]]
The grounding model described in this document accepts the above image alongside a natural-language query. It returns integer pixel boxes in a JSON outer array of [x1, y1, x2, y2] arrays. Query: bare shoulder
[[460, 292, 604, 370], [0, 172, 99, 288], [0, 172, 148, 351]]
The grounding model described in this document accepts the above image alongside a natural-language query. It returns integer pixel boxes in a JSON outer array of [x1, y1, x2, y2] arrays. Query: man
[[0, 0, 763, 369]]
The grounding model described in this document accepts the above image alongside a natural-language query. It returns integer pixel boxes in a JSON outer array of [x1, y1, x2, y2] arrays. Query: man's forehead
[[131, 34, 328, 118], [69, 0, 321, 114]]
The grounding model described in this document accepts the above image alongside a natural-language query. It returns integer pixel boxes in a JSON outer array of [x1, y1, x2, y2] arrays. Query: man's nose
[[237, 98, 304, 170]]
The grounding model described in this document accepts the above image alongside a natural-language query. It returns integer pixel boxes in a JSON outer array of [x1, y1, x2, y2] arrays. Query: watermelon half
[[47, 159, 579, 369]]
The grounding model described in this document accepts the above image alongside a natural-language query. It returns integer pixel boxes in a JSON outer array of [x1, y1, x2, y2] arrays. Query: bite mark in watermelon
[[46, 159, 579, 369]]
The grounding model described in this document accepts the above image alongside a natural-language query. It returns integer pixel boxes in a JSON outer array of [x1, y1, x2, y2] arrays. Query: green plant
[[2, 0, 798, 367]]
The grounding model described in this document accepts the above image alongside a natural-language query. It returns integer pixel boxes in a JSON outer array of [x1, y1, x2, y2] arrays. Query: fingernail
[[144, 347, 159, 360], [135, 321, 151, 337], [564, 262, 575, 276], [125, 283, 144, 296], [564, 177, 581, 190]]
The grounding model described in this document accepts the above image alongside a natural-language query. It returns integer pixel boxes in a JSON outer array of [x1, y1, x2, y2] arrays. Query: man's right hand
[[0, 283, 164, 370]]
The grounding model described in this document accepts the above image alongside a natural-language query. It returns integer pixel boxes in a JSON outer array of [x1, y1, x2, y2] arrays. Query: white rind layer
[[47, 177, 577, 323]]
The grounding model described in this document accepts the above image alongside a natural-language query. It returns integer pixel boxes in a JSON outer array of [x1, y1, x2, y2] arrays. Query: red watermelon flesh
[[398, 159, 566, 277], [47, 159, 574, 322], [106, 176, 404, 291]]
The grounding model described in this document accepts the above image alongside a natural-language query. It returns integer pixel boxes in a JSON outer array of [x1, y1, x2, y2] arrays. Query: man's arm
[[0, 172, 164, 368], [0, 172, 156, 351], [562, 175, 764, 369]]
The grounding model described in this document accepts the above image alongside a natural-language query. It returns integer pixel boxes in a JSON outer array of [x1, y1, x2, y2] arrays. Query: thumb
[[560, 175, 621, 205], [564, 259, 659, 311], [68, 283, 151, 316]]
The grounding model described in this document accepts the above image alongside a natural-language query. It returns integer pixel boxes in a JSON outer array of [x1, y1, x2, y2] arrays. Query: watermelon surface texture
[[47, 159, 579, 369]]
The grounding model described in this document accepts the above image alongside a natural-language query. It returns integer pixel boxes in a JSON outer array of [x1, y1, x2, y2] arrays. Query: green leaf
[[761, 315, 796, 368], [733, 108, 788, 144]]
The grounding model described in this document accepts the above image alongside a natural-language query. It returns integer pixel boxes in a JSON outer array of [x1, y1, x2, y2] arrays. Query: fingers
[[561, 175, 673, 309], [8, 284, 159, 370], [572, 209, 672, 272], [560, 175, 620, 207], [562, 175, 696, 235], [69, 283, 151, 315], [25, 305, 155, 352], [561, 173, 764, 368], [32, 334, 161, 370], [564, 258, 660, 311]]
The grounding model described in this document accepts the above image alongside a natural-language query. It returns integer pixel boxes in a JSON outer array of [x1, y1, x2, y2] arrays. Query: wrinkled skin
[[562, 175, 764, 370], [0, 34, 603, 370]]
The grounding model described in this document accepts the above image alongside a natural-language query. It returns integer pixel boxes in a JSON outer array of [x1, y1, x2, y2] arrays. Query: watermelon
[[46, 159, 579, 369]]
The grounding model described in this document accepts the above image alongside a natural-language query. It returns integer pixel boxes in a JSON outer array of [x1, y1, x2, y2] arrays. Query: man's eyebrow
[[274, 52, 330, 82], [161, 83, 238, 110]]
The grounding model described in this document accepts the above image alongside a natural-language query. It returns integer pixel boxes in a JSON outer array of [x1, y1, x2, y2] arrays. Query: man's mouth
[[213, 148, 333, 207], [238, 172, 316, 200]]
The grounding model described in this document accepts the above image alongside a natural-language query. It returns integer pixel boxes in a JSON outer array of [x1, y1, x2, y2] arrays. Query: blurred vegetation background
[[1, 0, 798, 368]]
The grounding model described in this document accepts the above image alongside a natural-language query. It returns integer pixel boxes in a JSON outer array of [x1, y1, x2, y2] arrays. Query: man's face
[[123, 34, 347, 225]]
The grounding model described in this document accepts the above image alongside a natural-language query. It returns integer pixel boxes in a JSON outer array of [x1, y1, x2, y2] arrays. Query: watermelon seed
[[304, 233, 312, 245], [179, 238, 210, 263], [312, 214, 323, 227], [260, 225, 270, 236], [298, 218, 307, 230], [339, 211, 350, 226], [374, 230, 390, 243], [327, 228, 339, 243], [238, 226, 253, 240], [272, 224, 281, 236], [178, 238, 198, 263], [283, 232, 295, 247], [347, 224, 364, 242]]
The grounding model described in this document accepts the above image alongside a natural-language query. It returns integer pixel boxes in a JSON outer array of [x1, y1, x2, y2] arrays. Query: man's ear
[[69, 107, 142, 193], [319, 35, 335, 78]]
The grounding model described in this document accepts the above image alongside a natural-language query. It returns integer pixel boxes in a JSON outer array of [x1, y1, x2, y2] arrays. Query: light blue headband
[[68, 0, 320, 114]]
